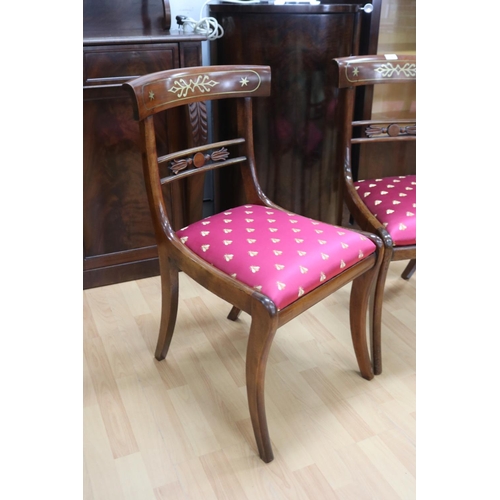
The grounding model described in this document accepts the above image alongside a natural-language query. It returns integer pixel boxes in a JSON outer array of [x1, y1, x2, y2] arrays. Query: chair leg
[[401, 259, 416, 280], [245, 300, 278, 463], [154, 260, 179, 361], [370, 252, 392, 375], [227, 306, 242, 321], [349, 266, 379, 381]]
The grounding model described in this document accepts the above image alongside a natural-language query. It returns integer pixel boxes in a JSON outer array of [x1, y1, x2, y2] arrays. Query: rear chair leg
[[401, 259, 416, 280], [227, 306, 242, 321], [155, 261, 179, 361]]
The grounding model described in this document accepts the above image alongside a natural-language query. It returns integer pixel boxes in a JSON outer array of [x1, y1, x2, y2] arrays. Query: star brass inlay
[[240, 76, 249, 87], [352, 67, 359, 76], [149, 91, 155, 100]]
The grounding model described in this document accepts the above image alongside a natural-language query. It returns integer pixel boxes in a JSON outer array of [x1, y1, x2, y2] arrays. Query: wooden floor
[[83, 260, 416, 500]]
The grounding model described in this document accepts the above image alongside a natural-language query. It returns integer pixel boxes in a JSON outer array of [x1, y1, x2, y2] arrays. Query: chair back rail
[[124, 65, 271, 120], [333, 54, 416, 89], [123, 66, 273, 242], [158, 138, 247, 184], [332, 54, 416, 148]]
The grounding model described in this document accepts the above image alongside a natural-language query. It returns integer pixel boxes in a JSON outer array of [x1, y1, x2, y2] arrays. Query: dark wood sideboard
[[209, 1, 382, 225], [83, 0, 206, 289]]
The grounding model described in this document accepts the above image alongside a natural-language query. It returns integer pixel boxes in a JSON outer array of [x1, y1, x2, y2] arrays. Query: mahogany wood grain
[[83, 0, 206, 289], [209, 1, 381, 226], [123, 65, 385, 463], [84, 0, 173, 38]]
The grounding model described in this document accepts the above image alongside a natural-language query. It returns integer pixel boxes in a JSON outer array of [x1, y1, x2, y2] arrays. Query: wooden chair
[[123, 65, 383, 463], [332, 54, 416, 375]]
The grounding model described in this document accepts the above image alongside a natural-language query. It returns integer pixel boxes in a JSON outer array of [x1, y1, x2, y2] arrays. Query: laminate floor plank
[[83, 337, 139, 459], [83, 260, 416, 499], [115, 375, 178, 488], [115, 452, 157, 500], [83, 405, 126, 500]]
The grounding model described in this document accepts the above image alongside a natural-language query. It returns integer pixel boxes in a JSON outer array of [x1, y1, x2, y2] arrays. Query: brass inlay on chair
[[168, 75, 220, 98], [374, 62, 416, 78]]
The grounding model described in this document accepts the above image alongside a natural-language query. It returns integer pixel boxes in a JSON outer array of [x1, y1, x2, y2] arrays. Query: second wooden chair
[[332, 54, 416, 375]]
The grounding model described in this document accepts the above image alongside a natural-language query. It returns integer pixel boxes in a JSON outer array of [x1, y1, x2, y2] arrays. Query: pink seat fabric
[[177, 204, 376, 310], [354, 175, 416, 246]]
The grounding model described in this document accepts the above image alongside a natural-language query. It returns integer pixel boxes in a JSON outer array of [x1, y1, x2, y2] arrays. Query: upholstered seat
[[354, 175, 416, 246], [178, 204, 377, 310]]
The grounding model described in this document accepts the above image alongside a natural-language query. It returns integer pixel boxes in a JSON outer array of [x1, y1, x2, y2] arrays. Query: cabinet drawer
[[83, 43, 178, 87]]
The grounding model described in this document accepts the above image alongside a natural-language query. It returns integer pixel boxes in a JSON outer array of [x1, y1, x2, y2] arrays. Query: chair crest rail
[[124, 66, 272, 120], [333, 55, 416, 88]]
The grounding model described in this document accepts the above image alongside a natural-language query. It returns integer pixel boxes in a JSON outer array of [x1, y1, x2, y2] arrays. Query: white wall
[[169, 0, 211, 21], [169, 0, 215, 64]]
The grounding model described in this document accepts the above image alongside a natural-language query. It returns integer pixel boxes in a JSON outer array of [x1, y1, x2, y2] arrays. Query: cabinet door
[[83, 42, 202, 288], [210, 5, 377, 225]]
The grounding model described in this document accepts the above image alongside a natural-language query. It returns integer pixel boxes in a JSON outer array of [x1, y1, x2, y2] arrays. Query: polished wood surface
[[84, 0, 172, 38], [123, 65, 385, 462], [332, 54, 416, 375], [83, 0, 206, 289], [209, 1, 382, 225], [83, 260, 416, 498]]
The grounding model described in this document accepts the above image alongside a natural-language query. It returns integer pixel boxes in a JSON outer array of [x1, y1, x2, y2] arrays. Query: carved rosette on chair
[[332, 54, 416, 375], [123, 65, 384, 463]]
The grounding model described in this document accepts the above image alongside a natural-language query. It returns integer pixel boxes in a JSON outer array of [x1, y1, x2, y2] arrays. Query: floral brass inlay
[[149, 91, 155, 100], [168, 75, 220, 98], [240, 76, 249, 86], [374, 62, 416, 78]]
